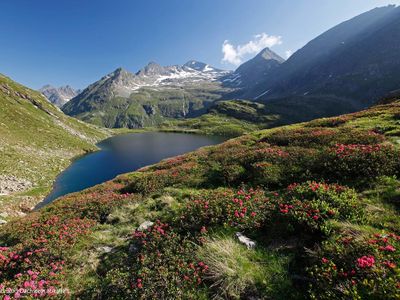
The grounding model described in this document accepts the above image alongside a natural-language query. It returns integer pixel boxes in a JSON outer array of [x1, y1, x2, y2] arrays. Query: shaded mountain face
[[62, 61, 234, 128], [39, 85, 80, 107], [222, 48, 285, 90], [245, 5, 400, 110]]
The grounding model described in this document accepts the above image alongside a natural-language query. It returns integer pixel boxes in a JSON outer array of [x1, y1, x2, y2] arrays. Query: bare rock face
[[0, 175, 32, 195], [39, 85, 80, 108]]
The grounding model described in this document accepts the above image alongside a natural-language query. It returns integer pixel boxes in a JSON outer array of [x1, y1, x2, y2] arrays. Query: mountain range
[[62, 61, 235, 127], [39, 85, 81, 107], [61, 49, 285, 128], [60, 5, 400, 129]]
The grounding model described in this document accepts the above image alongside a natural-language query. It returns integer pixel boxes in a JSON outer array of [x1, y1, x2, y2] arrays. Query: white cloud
[[222, 33, 282, 66], [285, 50, 293, 59]]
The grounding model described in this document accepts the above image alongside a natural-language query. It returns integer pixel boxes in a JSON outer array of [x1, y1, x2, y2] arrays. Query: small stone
[[235, 232, 256, 249], [137, 221, 154, 231], [0, 219, 7, 225], [98, 246, 113, 253]]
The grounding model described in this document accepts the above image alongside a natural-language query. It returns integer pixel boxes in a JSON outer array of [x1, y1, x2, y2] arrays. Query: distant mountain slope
[[63, 62, 234, 128], [245, 5, 400, 109], [223, 48, 285, 91], [161, 96, 356, 137], [40, 85, 80, 107], [0, 74, 108, 216]]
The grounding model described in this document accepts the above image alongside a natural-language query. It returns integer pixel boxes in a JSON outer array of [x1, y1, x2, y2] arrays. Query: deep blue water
[[37, 132, 226, 208]]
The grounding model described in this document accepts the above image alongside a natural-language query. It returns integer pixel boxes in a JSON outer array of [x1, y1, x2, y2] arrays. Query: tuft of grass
[[197, 235, 293, 299]]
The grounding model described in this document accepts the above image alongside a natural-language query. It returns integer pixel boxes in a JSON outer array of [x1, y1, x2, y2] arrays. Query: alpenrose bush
[[122, 160, 203, 194], [177, 188, 270, 231], [103, 221, 208, 299], [309, 232, 400, 299], [305, 115, 354, 128], [249, 146, 320, 188], [0, 246, 67, 299], [0, 187, 135, 299], [271, 182, 364, 234], [259, 127, 385, 148], [0, 216, 94, 299], [50, 187, 138, 223], [324, 143, 400, 184]]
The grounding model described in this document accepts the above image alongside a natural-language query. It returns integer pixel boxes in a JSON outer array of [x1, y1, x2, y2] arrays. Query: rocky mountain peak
[[184, 60, 207, 70], [39, 84, 80, 108], [110, 67, 131, 78], [183, 60, 222, 73], [137, 62, 168, 77], [257, 48, 285, 63]]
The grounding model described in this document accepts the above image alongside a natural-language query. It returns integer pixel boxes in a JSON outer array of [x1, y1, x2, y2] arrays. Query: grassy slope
[[0, 74, 109, 216], [159, 98, 357, 137], [160, 100, 278, 137], [1, 100, 400, 299]]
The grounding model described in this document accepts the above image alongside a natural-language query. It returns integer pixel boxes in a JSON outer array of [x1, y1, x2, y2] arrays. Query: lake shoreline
[[1, 128, 230, 221], [35, 131, 228, 209]]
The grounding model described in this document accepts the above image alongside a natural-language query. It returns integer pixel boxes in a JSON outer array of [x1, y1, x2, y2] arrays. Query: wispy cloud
[[222, 33, 282, 66]]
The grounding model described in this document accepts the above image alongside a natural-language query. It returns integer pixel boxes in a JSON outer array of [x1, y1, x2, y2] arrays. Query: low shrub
[[323, 144, 400, 185], [270, 182, 364, 234], [177, 188, 269, 231], [103, 221, 207, 299], [309, 232, 400, 299]]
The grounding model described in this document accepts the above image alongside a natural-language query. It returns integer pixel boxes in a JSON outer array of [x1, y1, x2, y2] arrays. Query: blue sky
[[1, 0, 399, 89]]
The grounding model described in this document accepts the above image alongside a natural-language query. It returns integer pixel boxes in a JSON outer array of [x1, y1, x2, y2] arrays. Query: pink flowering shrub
[[0, 184, 137, 299], [309, 232, 400, 299], [103, 221, 208, 299], [305, 115, 353, 127], [0, 245, 66, 299], [271, 182, 364, 234], [322, 143, 400, 185], [123, 161, 202, 194], [259, 127, 384, 147], [177, 188, 270, 231], [0, 216, 94, 299]]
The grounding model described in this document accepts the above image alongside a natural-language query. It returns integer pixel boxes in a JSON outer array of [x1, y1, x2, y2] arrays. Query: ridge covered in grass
[[0, 99, 399, 299], [159, 98, 359, 137], [0, 74, 109, 217]]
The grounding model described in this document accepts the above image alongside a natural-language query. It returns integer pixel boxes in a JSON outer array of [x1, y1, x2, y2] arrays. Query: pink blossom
[[357, 255, 375, 268]]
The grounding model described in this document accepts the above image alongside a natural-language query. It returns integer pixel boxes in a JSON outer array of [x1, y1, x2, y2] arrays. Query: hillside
[[0, 74, 109, 217], [244, 5, 400, 111], [1, 99, 399, 299], [159, 100, 277, 137], [161, 98, 357, 137]]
